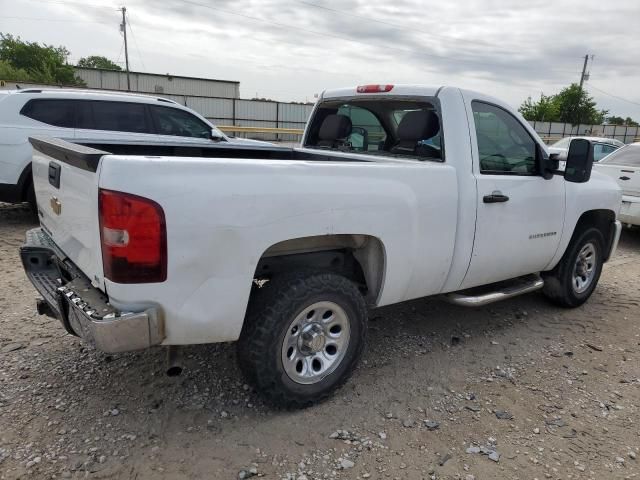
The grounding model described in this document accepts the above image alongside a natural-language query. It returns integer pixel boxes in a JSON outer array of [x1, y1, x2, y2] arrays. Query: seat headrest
[[397, 110, 440, 141], [318, 114, 352, 141]]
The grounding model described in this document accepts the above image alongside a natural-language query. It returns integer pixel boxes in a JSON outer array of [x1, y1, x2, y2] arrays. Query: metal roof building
[[74, 67, 240, 99]]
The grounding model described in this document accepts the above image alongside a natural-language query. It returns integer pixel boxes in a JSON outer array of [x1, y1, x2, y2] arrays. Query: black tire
[[26, 181, 38, 217], [237, 271, 367, 409], [542, 227, 605, 308]]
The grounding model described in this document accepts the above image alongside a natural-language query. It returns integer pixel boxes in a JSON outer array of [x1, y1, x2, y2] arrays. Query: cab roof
[[321, 84, 442, 100]]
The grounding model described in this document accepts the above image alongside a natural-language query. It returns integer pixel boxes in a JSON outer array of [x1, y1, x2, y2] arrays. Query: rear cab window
[[304, 98, 443, 161]]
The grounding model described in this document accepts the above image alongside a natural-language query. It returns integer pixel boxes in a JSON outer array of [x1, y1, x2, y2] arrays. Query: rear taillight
[[356, 84, 394, 93], [99, 189, 167, 283]]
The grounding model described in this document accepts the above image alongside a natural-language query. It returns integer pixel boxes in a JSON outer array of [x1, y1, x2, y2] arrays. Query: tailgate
[[30, 136, 108, 287]]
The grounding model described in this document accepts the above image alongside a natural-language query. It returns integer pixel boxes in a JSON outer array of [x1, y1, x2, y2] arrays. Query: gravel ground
[[1, 202, 639, 480]]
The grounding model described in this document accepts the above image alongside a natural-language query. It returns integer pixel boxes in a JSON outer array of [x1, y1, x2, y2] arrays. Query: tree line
[[519, 83, 638, 126], [0, 33, 121, 86]]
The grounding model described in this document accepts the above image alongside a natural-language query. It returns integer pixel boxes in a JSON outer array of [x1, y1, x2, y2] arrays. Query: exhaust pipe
[[166, 346, 183, 377]]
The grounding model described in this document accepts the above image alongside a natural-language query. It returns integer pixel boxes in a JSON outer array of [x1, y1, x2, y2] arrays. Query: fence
[[2, 80, 639, 144], [529, 121, 640, 145], [0, 80, 314, 142], [158, 93, 314, 142]]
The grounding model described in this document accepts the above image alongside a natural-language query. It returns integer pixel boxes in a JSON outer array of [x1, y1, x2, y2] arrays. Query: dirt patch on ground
[[1, 202, 639, 480]]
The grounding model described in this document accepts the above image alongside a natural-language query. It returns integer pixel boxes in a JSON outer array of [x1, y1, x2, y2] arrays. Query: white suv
[[0, 88, 269, 208]]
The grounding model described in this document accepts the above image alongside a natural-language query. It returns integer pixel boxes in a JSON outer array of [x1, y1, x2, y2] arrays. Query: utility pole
[[579, 54, 589, 90], [120, 7, 131, 91]]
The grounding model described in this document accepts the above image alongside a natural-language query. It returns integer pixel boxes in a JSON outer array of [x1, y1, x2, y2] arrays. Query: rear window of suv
[[20, 99, 76, 128]]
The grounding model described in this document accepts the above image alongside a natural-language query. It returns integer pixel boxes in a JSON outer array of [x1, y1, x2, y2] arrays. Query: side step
[[444, 274, 544, 307]]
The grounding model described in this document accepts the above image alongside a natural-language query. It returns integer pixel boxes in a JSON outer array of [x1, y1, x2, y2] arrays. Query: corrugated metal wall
[[75, 68, 240, 98]]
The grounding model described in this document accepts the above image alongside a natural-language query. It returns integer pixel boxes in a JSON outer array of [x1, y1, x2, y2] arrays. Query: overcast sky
[[2, 0, 639, 118]]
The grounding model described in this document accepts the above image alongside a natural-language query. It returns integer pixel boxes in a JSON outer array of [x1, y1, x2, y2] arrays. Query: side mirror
[[565, 139, 594, 183], [537, 144, 556, 180], [210, 129, 225, 142]]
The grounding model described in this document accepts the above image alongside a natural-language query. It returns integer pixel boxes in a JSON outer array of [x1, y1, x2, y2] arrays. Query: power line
[[0, 15, 111, 24], [588, 84, 640, 107], [167, 0, 577, 75], [115, 37, 125, 66], [126, 12, 146, 72], [17, 0, 116, 9]]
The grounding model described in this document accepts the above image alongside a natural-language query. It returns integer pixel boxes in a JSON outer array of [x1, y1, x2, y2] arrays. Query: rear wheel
[[26, 181, 38, 217], [542, 227, 605, 307], [237, 271, 367, 408]]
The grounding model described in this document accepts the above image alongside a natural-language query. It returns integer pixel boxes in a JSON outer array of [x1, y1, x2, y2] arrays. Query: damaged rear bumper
[[20, 228, 164, 353]]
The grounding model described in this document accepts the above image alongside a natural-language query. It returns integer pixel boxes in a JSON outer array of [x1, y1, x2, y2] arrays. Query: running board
[[444, 274, 544, 307]]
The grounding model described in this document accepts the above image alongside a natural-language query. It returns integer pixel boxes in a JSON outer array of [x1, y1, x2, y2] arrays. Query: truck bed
[[29, 135, 459, 345]]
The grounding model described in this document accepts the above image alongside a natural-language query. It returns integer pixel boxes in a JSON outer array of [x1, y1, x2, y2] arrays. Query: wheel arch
[[18, 162, 33, 201], [254, 234, 387, 305], [551, 209, 617, 269], [572, 209, 617, 261]]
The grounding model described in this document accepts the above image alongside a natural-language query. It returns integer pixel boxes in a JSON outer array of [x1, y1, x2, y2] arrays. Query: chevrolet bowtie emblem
[[50, 196, 62, 215]]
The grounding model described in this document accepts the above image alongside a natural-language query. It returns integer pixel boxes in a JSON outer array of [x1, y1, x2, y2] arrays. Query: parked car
[[21, 84, 622, 408], [549, 136, 623, 162], [0, 88, 271, 209], [594, 143, 640, 226]]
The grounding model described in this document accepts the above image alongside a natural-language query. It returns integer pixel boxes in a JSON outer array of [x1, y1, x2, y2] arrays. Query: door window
[[593, 143, 618, 162], [75, 101, 95, 130], [90, 101, 152, 134], [20, 99, 76, 128], [150, 105, 211, 139], [472, 101, 537, 175], [600, 145, 640, 167]]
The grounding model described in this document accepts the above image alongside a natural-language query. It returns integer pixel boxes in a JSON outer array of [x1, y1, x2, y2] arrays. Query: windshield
[[304, 98, 443, 161]]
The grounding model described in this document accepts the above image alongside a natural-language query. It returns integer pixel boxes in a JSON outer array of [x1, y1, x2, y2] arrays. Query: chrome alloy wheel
[[572, 242, 597, 294], [281, 301, 351, 385]]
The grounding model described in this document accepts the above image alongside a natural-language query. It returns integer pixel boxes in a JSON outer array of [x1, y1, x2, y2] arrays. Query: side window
[[336, 105, 386, 152], [90, 101, 152, 134], [593, 143, 617, 162], [601, 146, 640, 167], [472, 101, 537, 174], [76, 101, 95, 130], [20, 99, 76, 128], [150, 105, 211, 139]]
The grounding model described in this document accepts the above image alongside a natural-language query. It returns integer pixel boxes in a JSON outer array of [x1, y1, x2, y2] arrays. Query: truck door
[[461, 98, 565, 289]]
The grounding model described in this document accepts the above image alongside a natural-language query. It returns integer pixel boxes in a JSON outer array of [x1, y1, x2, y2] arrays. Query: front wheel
[[237, 271, 367, 408], [542, 227, 605, 308]]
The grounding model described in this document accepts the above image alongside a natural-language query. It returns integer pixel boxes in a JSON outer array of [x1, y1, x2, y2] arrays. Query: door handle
[[620, 176, 631, 181], [621, 169, 634, 173], [483, 191, 510, 203]]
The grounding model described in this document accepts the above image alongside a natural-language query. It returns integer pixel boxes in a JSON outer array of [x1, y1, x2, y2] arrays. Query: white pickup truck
[[21, 84, 622, 408]]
